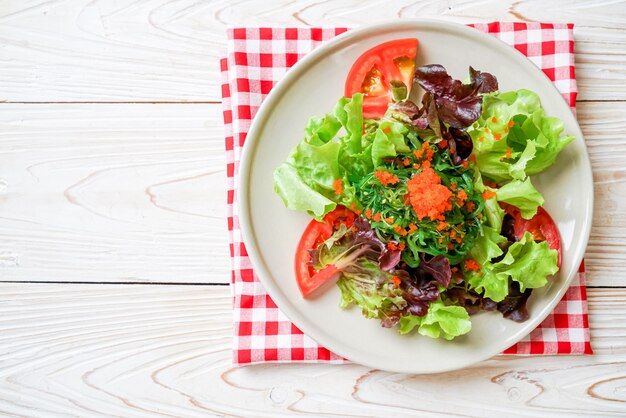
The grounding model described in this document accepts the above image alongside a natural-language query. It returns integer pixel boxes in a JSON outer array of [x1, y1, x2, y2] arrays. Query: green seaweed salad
[[273, 63, 573, 340]]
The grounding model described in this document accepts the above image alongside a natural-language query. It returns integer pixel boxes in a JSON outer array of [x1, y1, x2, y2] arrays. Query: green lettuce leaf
[[274, 95, 365, 219], [274, 164, 337, 218], [484, 197, 506, 230], [274, 94, 415, 219], [371, 129, 397, 165], [465, 267, 510, 302], [470, 89, 574, 182], [335, 94, 364, 153], [337, 261, 404, 319], [495, 177, 544, 219], [398, 314, 421, 334], [398, 299, 472, 340], [465, 231, 559, 302], [473, 170, 505, 231], [467, 225, 507, 266], [304, 113, 341, 145], [379, 120, 411, 153], [495, 231, 559, 291]]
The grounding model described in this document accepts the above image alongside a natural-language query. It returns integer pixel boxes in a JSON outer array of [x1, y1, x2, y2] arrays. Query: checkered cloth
[[221, 22, 592, 365]]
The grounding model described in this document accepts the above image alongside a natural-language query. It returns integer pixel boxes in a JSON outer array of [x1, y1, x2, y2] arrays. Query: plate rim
[[237, 18, 594, 373]]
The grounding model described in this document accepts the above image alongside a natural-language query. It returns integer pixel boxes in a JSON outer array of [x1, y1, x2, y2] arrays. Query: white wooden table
[[1, 1, 625, 416]]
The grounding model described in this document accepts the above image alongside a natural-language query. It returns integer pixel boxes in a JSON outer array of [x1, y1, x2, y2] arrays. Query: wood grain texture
[[0, 103, 230, 283], [0, 0, 624, 102], [1, 101, 623, 285], [1, 0, 624, 415], [0, 283, 624, 417], [579, 101, 626, 286]]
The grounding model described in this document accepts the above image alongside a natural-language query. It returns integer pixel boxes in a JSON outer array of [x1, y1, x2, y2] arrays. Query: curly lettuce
[[463, 231, 559, 302], [398, 298, 472, 340], [274, 94, 414, 220], [469, 89, 574, 183]]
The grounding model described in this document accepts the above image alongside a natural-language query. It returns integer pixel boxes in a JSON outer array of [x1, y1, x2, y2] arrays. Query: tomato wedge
[[295, 206, 356, 298], [501, 203, 562, 267], [323, 206, 356, 230], [345, 38, 418, 119]]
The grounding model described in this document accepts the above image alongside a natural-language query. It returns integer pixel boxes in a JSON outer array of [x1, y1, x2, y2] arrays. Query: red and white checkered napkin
[[221, 23, 592, 365]]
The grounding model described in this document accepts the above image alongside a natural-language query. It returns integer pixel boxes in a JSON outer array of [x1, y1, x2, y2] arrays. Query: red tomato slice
[[323, 206, 356, 230], [345, 38, 418, 119], [295, 207, 356, 298], [501, 203, 562, 267]]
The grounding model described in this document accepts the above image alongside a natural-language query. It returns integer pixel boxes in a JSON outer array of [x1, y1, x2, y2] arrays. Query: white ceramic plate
[[239, 20, 593, 373]]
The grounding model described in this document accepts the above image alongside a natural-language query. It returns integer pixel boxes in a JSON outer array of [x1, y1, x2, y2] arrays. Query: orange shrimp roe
[[494, 133, 502, 141], [373, 170, 399, 186], [365, 208, 373, 219], [407, 223, 418, 234], [390, 276, 401, 287], [394, 224, 408, 236], [456, 189, 468, 205], [406, 167, 453, 221], [372, 213, 381, 222], [437, 221, 448, 231], [350, 202, 362, 215], [333, 178, 343, 195], [482, 190, 496, 200], [508, 120, 515, 127], [464, 259, 481, 272]]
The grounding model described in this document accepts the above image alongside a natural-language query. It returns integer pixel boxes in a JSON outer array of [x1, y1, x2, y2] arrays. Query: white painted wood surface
[[0, 103, 230, 283], [1, 0, 625, 416], [1, 285, 626, 417], [0, 0, 624, 102]]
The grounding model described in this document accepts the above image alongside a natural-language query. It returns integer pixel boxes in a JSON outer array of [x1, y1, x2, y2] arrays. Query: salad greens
[[274, 63, 570, 340], [470, 89, 575, 182]]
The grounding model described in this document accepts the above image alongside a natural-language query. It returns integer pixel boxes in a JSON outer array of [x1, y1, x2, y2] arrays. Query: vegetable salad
[[273, 39, 573, 340]]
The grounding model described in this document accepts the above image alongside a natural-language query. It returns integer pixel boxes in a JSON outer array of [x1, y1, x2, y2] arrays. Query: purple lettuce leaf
[[448, 127, 474, 162], [309, 216, 401, 273], [390, 100, 421, 118], [435, 94, 483, 129], [444, 278, 531, 322], [496, 280, 532, 322], [396, 255, 452, 317], [470, 66, 499, 94], [413, 64, 498, 162], [444, 286, 496, 315]]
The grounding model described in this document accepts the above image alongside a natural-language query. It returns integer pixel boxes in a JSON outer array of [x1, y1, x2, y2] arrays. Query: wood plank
[[0, 103, 230, 283], [0, 101, 623, 285], [578, 101, 626, 285], [0, 0, 624, 102], [0, 283, 625, 417]]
